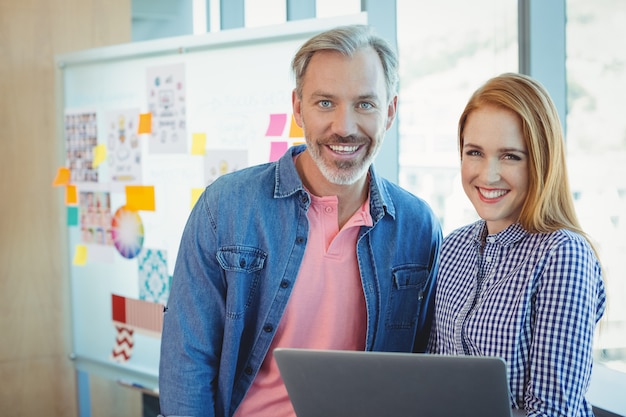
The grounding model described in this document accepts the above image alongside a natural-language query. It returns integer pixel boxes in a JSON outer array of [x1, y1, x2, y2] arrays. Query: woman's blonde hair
[[458, 73, 598, 253]]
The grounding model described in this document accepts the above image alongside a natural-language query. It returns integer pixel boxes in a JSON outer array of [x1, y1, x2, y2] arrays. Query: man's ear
[[292, 89, 303, 127], [386, 95, 398, 130]]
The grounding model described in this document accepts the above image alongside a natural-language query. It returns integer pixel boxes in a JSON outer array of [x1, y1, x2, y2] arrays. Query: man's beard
[[308, 134, 378, 185]]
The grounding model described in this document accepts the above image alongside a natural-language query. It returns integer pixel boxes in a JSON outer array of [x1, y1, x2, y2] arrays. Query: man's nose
[[330, 106, 358, 137]]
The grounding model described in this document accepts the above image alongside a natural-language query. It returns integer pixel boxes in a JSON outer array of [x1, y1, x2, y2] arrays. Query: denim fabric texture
[[159, 145, 442, 417]]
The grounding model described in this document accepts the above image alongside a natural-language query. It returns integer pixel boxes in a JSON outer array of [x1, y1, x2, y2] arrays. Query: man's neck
[[296, 150, 369, 229]]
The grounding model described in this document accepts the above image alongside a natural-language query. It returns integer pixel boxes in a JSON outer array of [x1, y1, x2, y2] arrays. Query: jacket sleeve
[[159, 191, 224, 417], [413, 220, 442, 353]]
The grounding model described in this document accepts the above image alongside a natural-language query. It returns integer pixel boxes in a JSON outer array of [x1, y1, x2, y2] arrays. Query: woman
[[429, 73, 606, 416]]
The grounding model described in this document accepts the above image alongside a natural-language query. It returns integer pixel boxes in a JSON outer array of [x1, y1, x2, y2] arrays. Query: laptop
[[274, 348, 524, 417]]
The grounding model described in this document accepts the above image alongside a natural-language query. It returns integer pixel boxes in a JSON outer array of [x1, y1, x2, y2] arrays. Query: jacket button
[[263, 324, 273, 333], [239, 258, 246, 267], [280, 280, 289, 288], [244, 366, 253, 375]]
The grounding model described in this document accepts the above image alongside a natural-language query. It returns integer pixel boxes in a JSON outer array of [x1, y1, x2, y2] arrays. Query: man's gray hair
[[291, 24, 399, 101]]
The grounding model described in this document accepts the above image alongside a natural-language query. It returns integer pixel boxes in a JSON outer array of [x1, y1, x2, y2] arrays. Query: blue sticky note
[[67, 206, 79, 226]]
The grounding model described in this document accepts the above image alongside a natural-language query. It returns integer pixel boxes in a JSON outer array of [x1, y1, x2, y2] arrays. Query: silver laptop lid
[[274, 348, 514, 417]]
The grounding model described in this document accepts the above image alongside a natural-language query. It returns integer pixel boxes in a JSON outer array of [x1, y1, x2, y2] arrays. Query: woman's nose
[[483, 159, 501, 183]]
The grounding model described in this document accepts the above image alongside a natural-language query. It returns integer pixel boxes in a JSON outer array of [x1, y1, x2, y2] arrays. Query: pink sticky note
[[265, 113, 287, 136], [269, 141, 288, 162]]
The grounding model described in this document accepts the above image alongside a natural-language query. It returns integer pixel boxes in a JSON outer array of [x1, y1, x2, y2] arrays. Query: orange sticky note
[[52, 167, 71, 186], [288, 114, 304, 138], [65, 184, 78, 205], [126, 185, 156, 211], [73, 244, 87, 265], [92, 144, 107, 168], [191, 133, 207, 155], [138, 113, 152, 134], [191, 188, 204, 208]]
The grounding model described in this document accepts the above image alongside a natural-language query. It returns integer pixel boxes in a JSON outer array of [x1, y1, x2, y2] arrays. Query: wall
[[0, 0, 140, 415]]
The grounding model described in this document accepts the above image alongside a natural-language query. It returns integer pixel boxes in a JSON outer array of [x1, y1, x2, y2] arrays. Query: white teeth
[[329, 144, 359, 153], [479, 188, 508, 199]]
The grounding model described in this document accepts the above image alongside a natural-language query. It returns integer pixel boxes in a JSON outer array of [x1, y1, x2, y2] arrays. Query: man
[[159, 24, 442, 417]]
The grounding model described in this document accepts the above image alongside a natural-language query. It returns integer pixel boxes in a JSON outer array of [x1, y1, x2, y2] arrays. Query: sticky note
[[52, 167, 71, 186], [67, 206, 79, 226], [288, 114, 304, 138], [92, 144, 107, 168], [138, 113, 152, 134], [126, 185, 156, 211], [73, 244, 87, 266], [191, 133, 207, 155], [191, 188, 204, 208], [65, 184, 78, 205], [269, 141, 288, 162], [265, 113, 287, 136]]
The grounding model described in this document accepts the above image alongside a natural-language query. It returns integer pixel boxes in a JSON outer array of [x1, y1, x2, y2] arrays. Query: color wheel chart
[[111, 206, 144, 259]]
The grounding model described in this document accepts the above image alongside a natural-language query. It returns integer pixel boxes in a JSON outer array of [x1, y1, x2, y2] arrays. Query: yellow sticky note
[[191, 133, 207, 155], [65, 184, 78, 205], [73, 244, 87, 265], [126, 185, 156, 211], [92, 144, 107, 168], [52, 167, 71, 186], [138, 113, 152, 134], [191, 188, 204, 209], [288, 114, 304, 138]]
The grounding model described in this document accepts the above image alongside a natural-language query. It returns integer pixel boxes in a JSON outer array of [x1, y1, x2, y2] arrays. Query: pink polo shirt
[[233, 191, 373, 417]]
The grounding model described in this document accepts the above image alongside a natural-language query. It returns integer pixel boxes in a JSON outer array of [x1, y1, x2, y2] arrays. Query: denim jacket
[[159, 145, 442, 417]]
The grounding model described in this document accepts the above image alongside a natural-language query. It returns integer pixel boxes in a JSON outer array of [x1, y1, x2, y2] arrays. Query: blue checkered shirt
[[428, 220, 606, 417]]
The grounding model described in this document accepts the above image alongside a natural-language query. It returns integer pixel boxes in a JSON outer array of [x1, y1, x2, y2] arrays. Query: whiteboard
[[58, 13, 367, 390]]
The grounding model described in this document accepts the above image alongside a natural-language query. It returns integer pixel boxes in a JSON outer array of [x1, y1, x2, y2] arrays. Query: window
[[567, 0, 626, 371], [245, 0, 286, 27], [397, 0, 626, 377], [243, 0, 361, 28], [396, 0, 518, 235], [316, 0, 360, 18]]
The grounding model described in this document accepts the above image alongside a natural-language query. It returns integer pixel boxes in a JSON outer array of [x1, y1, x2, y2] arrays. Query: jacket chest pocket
[[217, 246, 267, 319], [385, 266, 429, 329]]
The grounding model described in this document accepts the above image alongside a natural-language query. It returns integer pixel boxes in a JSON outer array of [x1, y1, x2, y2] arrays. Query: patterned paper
[[138, 248, 171, 304]]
